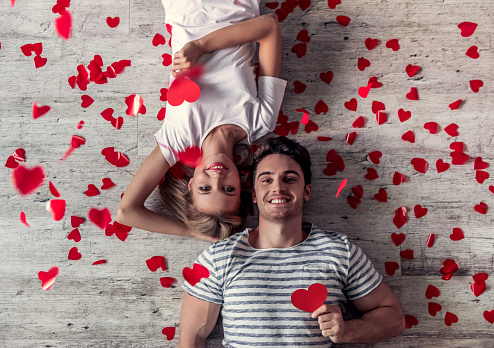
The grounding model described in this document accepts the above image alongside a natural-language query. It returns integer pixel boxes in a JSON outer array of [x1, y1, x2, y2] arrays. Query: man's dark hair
[[251, 136, 312, 186]]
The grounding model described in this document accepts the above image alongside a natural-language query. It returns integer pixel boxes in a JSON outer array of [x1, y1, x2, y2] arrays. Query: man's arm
[[178, 292, 222, 348], [312, 281, 404, 343]]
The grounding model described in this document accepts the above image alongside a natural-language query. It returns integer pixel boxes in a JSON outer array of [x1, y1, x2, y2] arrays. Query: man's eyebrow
[[257, 170, 300, 179]]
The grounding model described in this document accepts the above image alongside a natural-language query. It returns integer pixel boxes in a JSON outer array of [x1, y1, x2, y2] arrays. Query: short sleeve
[[344, 241, 383, 300], [182, 247, 224, 304], [257, 76, 287, 132]]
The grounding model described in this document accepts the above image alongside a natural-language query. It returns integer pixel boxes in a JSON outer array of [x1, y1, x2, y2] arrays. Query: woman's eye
[[199, 186, 211, 191], [223, 187, 235, 193]]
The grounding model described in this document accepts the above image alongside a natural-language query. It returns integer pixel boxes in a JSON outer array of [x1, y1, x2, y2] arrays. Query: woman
[[116, 0, 287, 241]]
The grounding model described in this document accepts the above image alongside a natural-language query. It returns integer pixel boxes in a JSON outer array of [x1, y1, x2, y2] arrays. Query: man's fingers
[[317, 312, 340, 325], [311, 304, 341, 318]]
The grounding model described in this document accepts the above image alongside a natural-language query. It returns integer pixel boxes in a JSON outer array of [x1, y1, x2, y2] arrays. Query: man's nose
[[271, 178, 286, 193]]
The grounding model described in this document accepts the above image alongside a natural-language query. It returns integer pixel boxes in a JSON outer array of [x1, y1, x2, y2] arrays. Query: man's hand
[[172, 40, 206, 77], [312, 304, 346, 343]]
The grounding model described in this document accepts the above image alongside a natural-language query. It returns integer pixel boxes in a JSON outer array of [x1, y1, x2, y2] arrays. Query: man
[[178, 137, 404, 347]]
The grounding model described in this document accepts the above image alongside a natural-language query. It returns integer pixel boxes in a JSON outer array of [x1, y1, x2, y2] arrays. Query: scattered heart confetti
[[365, 38, 378, 50], [335, 179, 347, 197], [152, 33, 167, 46], [466, 46, 479, 59], [68, 247, 82, 260], [160, 277, 176, 288], [293, 80, 307, 94], [113, 221, 132, 241], [125, 94, 146, 116], [327, 0, 341, 9], [314, 100, 328, 114], [20, 212, 30, 227], [345, 132, 357, 145], [428, 302, 442, 316], [411, 158, 428, 173], [376, 111, 387, 125], [386, 39, 400, 51], [55, 10, 72, 40], [344, 98, 357, 111], [444, 312, 458, 326], [424, 122, 439, 134], [440, 259, 458, 280], [450, 227, 464, 241], [34, 55, 47, 68], [474, 157, 488, 170], [146, 256, 167, 272], [81, 95, 94, 108], [357, 58, 371, 71], [364, 168, 379, 180], [358, 82, 372, 98], [398, 109, 411, 122], [435, 159, 450, 173], [32, 102, 51, 119], [400, 249, 414, 260], [291, 283, 328, 312], [372, 101, 385, 114], [351, 185, 363, 199], [11, 164, 46, 196], [385, 262, 399, 276], [21, 44, 34, 56], [167, 78, 201, 106], [101, 147, 130, 167], [473, 273, 488, 285], [458, 22, 477, 37], [5, 156, 19, 169], [449, 99, 462, 110], [393, 207, 407, 229], [162, 327, 176, 341], [414, 204, 428, 218], [319, 71, 333, 84], [476, 170, 489, 184], [317, 136, 331, 141], [67, 228, 81, 242], [85, 184, 100, 197], [174, 146, 202, 168], [46, 199, 66, 221], [425, 284, 440, 299], [469, 79, 483, 93], [106, 17, 120, 28], [183, 263, 210, 286], [352, 116, 366, 128], [490, 186, 494, 195], [38, 267, 59, 290], [368, 76, 382, 88], [401, 130, 415, 143], [347, 196, 361, 209], [88, 207, 112, 230], [444, 123, 459, 137], [391, 233, 405, 246], [427, 233, 435, 247], [374, 188, 387, 202], [471, 281, 486, 297], [406, 87, 419, 100], [93, 260, 107, 265], [71, 216, 85, 228], [291, 43, 307, 58], [393, 172, 406, 185], [484, 311, 494, 324], [406, 64, 419, 77], [162, 53, 172, 66], [368, 151, 382, 164], [49, 181, 61, 197], [474, 202, 487, 214], [450, 151, 468, 165], [296, 29, 310, 43], [101, 178, 115, 190], [336, 15, 351, 26], [404, 314, 418, 329], [157, 107, 166, 121]]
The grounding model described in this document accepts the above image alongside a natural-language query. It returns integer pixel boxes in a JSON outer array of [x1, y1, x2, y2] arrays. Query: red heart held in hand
[[406, 87, 419, 100], [364, 168, 379, 180], [474, 157, 488, 170], [357, 58, 370, 71], [400, 249, 414, 260], [401, 130, 415, 143], [46, 199, 66, 221], [11, 164, 46, 196], [469, 79, 483, 93], [450, 227, 464, 241], [424, 122, 439, 134], [391, 233, 405, 246], [336, 15, 351, 26], [374, 188, 387, 202], [411, 158, 428, 173], [368, 151, 382, 164], [101, 147, 130, 167], [183, 263, 210, 286], [314, 100, 328, 115], [68, 247, 82, 260], [152, 33, 166, 46], [101, 178, 115, 190], [81, 95, 94, 108], [444, 312, 458, 326], [71, 216, 85, 228], [5, 156, 19, 169], [476, 170, 489, 184], [38, 267, 59, 290], [385, 262, 399, 276], [474, 202, 487, 214], [398, 108, 411, 122], [473, 273, 488, 285], [376, 111, 387, 125], [466, 46, 479, 59], [393, 207, 408, 229], [428, 302, 442, 316], [293, 80, 307, 94], [458, 22, 477, 37], [67, 228, 81, 242], [425, 284, 440, 299], [160, 277, 176, 288], [32, 102, 51, 119], [364, 38, 378, 50], [106, 17, 120, 28], [404, 314, 418, 329], [386, 39, 400, 51], [444, 123, 459, 137], [296, 29, 310, 43], [393, 172, 406, 186], [414, 204, 428, 218], [146, 256, 167, 272], [319, 71, 333, 84], [291, 42, 307, 58], [88, 207, 112, 230], [471, 281, 486, 297], [167, 78, 201, 106], [85, 184, 100, 197], [344, 98, 357, 111], [358, 82, 372, 99], [162, 327, 176, 341], [484, 311, 494, 324], [406, 64, 419, 77], [449, 99, 462, 110], [291, 283, 328, 313], [34, 55, 47, 68], [55, 10, 72, 40], [352, 116, 366, 128]]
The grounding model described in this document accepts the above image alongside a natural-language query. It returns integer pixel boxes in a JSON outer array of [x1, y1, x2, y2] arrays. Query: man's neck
[[249, 216, 307, 249]]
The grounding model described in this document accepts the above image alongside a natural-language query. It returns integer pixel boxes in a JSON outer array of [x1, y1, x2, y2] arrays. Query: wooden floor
[[1, 0, 493, 347]]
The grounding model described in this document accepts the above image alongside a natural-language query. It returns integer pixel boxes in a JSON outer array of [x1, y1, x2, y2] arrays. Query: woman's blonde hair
[[159, 144, 252, 240]]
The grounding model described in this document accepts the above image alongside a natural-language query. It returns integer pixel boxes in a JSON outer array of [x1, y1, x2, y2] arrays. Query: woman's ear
[[303, 184, 312, 202], [187, 177, 194, 191]]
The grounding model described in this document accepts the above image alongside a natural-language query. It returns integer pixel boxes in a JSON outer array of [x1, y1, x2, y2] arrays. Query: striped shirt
[[183, 224, 383, 347]]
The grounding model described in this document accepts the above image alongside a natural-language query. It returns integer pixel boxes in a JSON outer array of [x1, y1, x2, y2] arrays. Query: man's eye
[[223, 187, 234, 193], [285, 177, 296, 182], [199, 186, 211, 191]]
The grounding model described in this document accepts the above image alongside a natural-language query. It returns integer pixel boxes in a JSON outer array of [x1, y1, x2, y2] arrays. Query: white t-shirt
[[155, 0, 287, 166]]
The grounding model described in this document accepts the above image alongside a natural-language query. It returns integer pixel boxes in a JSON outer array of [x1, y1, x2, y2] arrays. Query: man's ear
[[303, 184, 312, 202], [251, 186, 257, 204]]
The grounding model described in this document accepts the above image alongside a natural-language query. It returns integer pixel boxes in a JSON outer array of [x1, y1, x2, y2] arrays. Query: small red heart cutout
[[347, 196, 361, 209], [364, 38, 378, 50], [474, 202, 487, 214], [55, 10, 72, 40], [345, 132, 357, 145], [293, 80, 307, 94], [440, 259, 458, 280], [92, 260, 107, 265], [101, 108, 114, 121], [336, 15, 351, 26], [113, 221, 131, 241], [476, 170, 489, 184], [167, 78, 201, 106], [404, 314, 418, 329], [85, 184, 100, 197], [160, 277, 176, 288], [110, 116, 124, 130], [183, 263, 210, 286], [471, 281, 486, 297], [368, 76, 382, 88], [162, 53, 172, 66], [157, 107, 166, 121], [357, 57, 371, 71], [288, 121, 300, 134], [5, 156, 19, 169], [425, 284, 440, 299], [411, 158, 428, 173], [32, 102, 51, 119], [374, 188, 387, 202], [71, 216, 85, 228], [449, 99, 462, 110], [490, 186, 494, 195], [393, 172, 406, 186], [34, 55, 47, 68], [398, 108, 411, 122], [88, 207, 112, 230], [152, 33, 167, 46], [352, 116, 366, 128], [401, 130, 415, 143], [162, 327, 176, 340], [385, 262, 399, 276], [406, 87, 419, 100], [350, 185, 363, 199], [38, 266, 59, 290], [405, 64, 419, 77], [428, 302, 442, 316], [314, 100, 328, 114], [344, 98, 357, 111], [391, 233, 405, 246], [393, 207, 408, 229], [376, 111, 387, 125], [146, 256, 167, 272], [12, 148, 25, 162], [371, 100, 385, 114], [319, 71, 333, 84], [427, 234, 436, 248], [106, 17, 120, 28], [358, 82, 372, 98], [473, 272, 488, 285], [20, 212, 30, 227], [414, 204, 428, 218], [364, 168, 379, 180], [125, 94, 145, 116], [444, 312, 458, 326], [296, 29, 310, 42], [466, 45, 479, 59], [81, 95, 94, 108], [20, 43, 33, 56], [68, 247, 82, 260], [101, 178, 116, 190], [291, 42, 307, 58], [474, 157, 488, 170], [11, 164, 46, 196], [386, 39, 400, 51], [400, 249, 414, 260], [368, 151, 382, 164], [469, 79, 483, 93], [101, 147, 130, 167], [424, 122, 439, 134], [304, 120, 318, 133], [444, 123, 459, 137], [67, 228, 81, 242], [484, 310, 494, 324], [327, 0, 341, 9], [46, 199, 66, 221], [291, 283, 328, 312], [450, 227, 464, 241], [458, 22, 477, 37]]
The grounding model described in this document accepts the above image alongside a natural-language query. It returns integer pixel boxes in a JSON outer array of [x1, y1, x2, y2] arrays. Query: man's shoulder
[[309, 224, 350, 244]]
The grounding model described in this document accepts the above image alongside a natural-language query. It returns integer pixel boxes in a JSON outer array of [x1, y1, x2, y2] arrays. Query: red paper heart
[[34, 55, 47, 68], [371, 101, 385, 114], [393, 172, 406, 185], [398, 108, 411, 122], [92, 260, 107, 265], [368, 151, 382, 164], [11, 164, 46, 196], [357, 57, 370, 71], [385, 262, 399, 276], [386, 39, 400, 51], [125, 94, 145, 116], [393, 207, 407, 229], [314, 100, 328, 114], [38, 267, 59, 290], [67, 228, 81, 242], [162, 327, 176, 340], [484, 311, 494, 324], [152, 33, 166, 46], [449, 227, 464, 241], [68, 75, 76, 88], [319, 71, 333, 84], [428, 302, 442, 316], [162, 53, 172, 66], [46, 199, 66, 221], [474, 202, 487, 214], [106, 17, 120, 28], [368, 76, 382, 88], [327, 0, 341, 9], [365, 38, 378, 50], [414, 204, 428, 218], [404, 314, 418, 329], [440, 259, 458, 280], [48, 181, 60, 197], [376, 111, 387, 125], [175, 146, 202, 168], [110, 116, 124, 130], [71, 216, 85, 228], [466, 46, 479, 59], [336, 15, 351, 26], [32, 102, 51, 119], [401, 130, 415, 143], [374, 188, 387, 202], [344, 98, 357, 111], [473, 272, 488, 285], [81, 95, 94, 108], [406, 87, 419, 100], [450, 141, 465, 152], [345, 132, 357, 145], [358, 82, 372, 98], [20, 43, 34, 56], [101, 178, 115, 190], [406, 64, 419, 77], [101, 108, 114, 121], [85, 184, 100, 197], [12, 148, 25, 161], [20, 212, 29, 227], [55, 10, 72, 40], [293, 80, 307, 94], [291, 283, 328, 312], [296, 29, 310, 43], [5, 156, 19, 169], [265, 1, 279, 9], [157, 107, 166, 121], [352, 116, 365, 128], [458, 22, 477, 37], [444, 312, 458, 326], [400, 249, 414, 260], [288, 121, 300, 134], [425, 284, 440, 299], [317, 136, 331, 141], [444, 123, 459, 137], [490, 186, 494, 195], [113, 221, 131, 241], [334, 179, 348, 197], [160, 277, 176, 288], [88, 207, 112, 230], [474, 157, 488, 170], [449, 99, 462, 110], [427, 233, 435, 248], [346, 196, 361, 209], [101, 147, 130, 167], [411, 158, 428, 173], [183, 263, 210, 286], [391, 233, 405, 246], [471, 282, 486, 297], [364, 168, 379, 180], [167, 78, 201, 106], [68, 247, 81, 260], [304, 120, 318, 133], [351, 185, 363, 199], [291, 43, 307, 58], [476, 170, 489, 184], [469, 79, 483, 93], [146, 256, 167, 272], [424, 122, 439, 134], [434, 159, 449, 173], [450, 151, 468, 165]]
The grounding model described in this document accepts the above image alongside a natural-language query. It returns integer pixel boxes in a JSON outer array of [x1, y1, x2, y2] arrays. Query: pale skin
[[116, 14, 281, 241], [178, 154, 404, 346]]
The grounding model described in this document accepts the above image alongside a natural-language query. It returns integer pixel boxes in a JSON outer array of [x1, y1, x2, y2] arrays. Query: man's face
[[252, 154, 311, 223]]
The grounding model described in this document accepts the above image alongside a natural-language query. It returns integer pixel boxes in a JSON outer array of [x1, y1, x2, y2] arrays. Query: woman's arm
[[116, 146, 196, 239], [172, 13, 281, 77]]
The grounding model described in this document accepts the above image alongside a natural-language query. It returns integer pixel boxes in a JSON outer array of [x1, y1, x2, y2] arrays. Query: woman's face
[[188, 153, 241, 213]]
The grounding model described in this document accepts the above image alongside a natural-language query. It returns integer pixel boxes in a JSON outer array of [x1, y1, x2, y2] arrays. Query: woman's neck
[[201, 125, 247, 159]]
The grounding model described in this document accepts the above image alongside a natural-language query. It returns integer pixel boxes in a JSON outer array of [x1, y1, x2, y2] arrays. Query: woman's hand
[[171, 40, 207, 77]]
